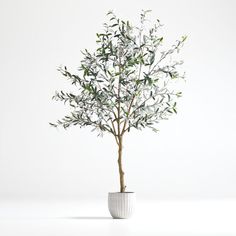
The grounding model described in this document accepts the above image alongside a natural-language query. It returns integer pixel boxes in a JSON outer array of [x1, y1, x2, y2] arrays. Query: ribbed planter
[[108, 192, 135, 219]]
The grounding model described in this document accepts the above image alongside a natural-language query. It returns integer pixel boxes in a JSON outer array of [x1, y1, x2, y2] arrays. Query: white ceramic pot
[[108, 192, 135, 219]]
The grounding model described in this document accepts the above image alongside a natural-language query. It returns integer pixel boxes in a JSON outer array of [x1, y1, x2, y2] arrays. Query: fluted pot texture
[[108, 192, 135, 219]]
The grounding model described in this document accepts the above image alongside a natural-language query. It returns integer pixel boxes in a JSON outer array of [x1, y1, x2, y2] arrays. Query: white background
[[1, 1, 236, 235], [0, 0, 236, 203]]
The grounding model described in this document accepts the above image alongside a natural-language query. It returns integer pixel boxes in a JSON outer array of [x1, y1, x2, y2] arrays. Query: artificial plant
[[50, 10, 186, 192]]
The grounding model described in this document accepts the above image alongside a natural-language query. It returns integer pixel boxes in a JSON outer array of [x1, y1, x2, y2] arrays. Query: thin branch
[[121, 25, 143, 135], [111, 120, 119, 145], [121, 95, 135, 135], [117, 50, 122, 137]]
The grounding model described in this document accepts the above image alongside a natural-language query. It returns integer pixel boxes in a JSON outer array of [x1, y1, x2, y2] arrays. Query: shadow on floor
[[55, 216, 112, 220], [0, 216, 113, 220]]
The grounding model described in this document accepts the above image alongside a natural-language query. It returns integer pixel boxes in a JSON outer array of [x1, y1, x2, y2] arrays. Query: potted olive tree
[[50, 10, 186, 219]]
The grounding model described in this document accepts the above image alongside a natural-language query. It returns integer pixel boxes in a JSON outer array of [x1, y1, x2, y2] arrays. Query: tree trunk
[[118, 136, 126, 192]]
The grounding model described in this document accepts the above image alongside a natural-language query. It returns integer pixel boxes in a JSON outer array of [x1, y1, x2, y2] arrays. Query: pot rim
[[108, 192, 135, 194]]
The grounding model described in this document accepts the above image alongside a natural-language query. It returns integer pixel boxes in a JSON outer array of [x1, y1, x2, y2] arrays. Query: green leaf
[[49, 123, 57, 127], [111, 24, 118, 27], [150, 53, 155, 65]]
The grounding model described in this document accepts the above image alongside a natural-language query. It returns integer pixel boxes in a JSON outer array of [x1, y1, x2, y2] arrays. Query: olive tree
[[50, 10, 186, 192]]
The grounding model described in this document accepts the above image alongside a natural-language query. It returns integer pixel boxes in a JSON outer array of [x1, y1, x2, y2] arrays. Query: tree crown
[[51, 10, 187, 139]]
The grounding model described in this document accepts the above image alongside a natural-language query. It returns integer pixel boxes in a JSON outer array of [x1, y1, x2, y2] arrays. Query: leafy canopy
[[51, 10, 186, 139]]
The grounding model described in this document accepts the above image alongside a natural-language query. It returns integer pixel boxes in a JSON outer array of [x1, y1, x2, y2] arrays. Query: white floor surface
[[0, 199, 235, 236]]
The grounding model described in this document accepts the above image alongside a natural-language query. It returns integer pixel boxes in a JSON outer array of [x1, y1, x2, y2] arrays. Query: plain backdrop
[[0, 0, 236, 201]]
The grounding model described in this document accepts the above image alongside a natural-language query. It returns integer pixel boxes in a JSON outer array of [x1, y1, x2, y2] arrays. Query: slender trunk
[[118, 136, 126, 192]]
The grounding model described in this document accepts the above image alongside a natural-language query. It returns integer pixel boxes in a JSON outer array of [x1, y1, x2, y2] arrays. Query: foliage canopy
[[51, 10, 186, 143]]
